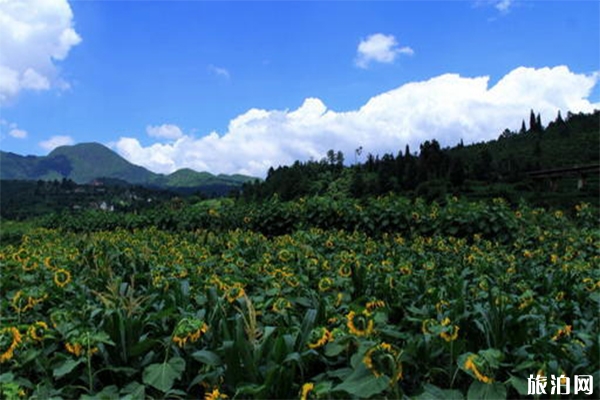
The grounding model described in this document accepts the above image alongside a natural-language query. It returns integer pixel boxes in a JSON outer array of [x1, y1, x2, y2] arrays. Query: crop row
[[38, 196, 598, 240], [1, 215, 598, 398]]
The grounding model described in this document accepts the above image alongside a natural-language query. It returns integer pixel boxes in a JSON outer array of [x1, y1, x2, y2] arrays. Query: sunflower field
[[1, 196, 599, 399]]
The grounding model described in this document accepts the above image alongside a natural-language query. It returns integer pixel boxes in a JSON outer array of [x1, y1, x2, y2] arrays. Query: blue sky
[[1, 0, 599, 176]]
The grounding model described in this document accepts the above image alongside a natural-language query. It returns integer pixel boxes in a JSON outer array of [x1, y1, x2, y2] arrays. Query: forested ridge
[[241, 110, 599, 208]]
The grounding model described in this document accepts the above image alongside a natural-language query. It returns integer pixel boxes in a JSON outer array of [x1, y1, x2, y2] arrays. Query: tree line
[[240, 110, 599, 204]]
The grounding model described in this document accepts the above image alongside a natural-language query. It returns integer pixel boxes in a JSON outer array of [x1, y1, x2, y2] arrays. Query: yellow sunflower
[[299, 382, 314, 400], [205, 387, 228, 400], [421, 318, 436, 335], [439, 317, 460, 342], [435, 300, 449, 314], [551, 325, 572, 341], [27, 321, 48, 342], [317, 277, 333, 292], [225, 285, 246, 303], [366, 300, 385, 312], [272, 297, 292, 313], [65, 342, 83, 357], [363, 342, 403, 383], [53, 268, 72, 288], [463, 354, 493, 384], [307, 327, 332, 349], [172, 318, 209, 348], [338, 265, 352, 278], [346, 310, 374, 337], [0, 327, 22, 363]]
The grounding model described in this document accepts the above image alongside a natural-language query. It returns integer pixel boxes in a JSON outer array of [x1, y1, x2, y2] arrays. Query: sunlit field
[[1, 197, 598, 399]]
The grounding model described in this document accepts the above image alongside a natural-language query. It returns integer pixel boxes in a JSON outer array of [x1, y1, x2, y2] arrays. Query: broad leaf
[[333, 364, 389, 398], [53, 359, 83, 378], [142, 357, 185, 393], [415, 383, 464, 400], [467, 381, 507, 400], [191, 350, 222, 366]]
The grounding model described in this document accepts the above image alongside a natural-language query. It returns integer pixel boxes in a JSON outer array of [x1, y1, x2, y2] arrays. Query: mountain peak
[[49, 142, 111, 154], [1, 142, 257, 192]]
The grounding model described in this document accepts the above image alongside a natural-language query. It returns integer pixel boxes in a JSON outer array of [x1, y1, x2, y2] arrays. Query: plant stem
[[86, 333, 93, 394], [449, 340, 454, 389]]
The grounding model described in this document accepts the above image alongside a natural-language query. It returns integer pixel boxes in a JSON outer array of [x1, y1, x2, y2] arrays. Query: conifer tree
[[529, 109, 537, 131], [520, 120, 526, 134]]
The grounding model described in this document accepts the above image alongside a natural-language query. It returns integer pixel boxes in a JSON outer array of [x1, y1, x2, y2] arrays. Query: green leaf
[[283, 351, 302, 365], [0, 372, 15, 383], [81, 385, 119, 400], [120, 382, 146, 399], [142, 357, 186, 393], [324, 341, 346, 357], [378, 328, 406, 339], [507, 375, 529, 396], [191, 350, 222, 366], [327, 367, 353, 380], [478, 348, 503, 369], [333, 364, 389, 398], [314, 381, 333, 395], [53, 359, 83, 378], [415, 383, 465, 400], [129, 338, 159, 358], [511, 360, 537, 372], [467, 381, 507, 400]]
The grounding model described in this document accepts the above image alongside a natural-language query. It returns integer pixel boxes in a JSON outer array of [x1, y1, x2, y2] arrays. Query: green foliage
[[32, 194, 599, 243], [142, 357, 186, 393], [1, 200, 598, 398]]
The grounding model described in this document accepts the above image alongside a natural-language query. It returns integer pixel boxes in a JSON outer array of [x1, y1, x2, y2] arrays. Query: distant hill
[[0, 142, 257, 191]]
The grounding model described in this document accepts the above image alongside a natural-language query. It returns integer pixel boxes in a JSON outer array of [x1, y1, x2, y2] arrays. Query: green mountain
[[0, 142, 256, 190]]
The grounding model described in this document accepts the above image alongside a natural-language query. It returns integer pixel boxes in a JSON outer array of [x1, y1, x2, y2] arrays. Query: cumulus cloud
[[146, 124, 184, 140], [39, 135, 74, 151], [114, 66, 599, 177], [355, 33, 414, 69], [0, 0, 81, 104]]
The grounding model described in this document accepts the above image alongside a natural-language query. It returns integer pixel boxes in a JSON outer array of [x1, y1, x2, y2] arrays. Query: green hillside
[[0, 142, 256, 190], [154, 168, 249, 188], [48, 143, 155, 184]]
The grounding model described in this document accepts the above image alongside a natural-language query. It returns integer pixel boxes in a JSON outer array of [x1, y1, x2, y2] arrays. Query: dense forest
[[241, 110, 599, 208]]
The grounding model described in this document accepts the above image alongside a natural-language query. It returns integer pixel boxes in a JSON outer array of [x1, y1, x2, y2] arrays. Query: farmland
[[1, 196, 598, 398]]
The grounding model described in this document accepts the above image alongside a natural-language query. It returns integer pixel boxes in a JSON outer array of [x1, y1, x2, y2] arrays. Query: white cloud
[[0, 0, 81, 104], [474, 0, 516, 13], [495, 0, 514, 12], [39, 135, 74, 151], [146, 124, 184, 140], [9, 128, 27, 139], [114, 66, 599, 177], [355, 33, 413, 69], [1, 119, 27, 139], [208, 64, 230, 79]]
